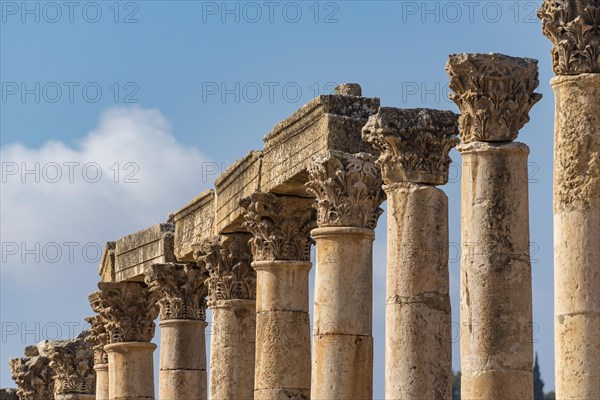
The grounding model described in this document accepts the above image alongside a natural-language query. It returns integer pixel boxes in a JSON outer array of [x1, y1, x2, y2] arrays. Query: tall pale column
[[362, 107, 459, 399], [46, 337, 95, 400], [538, 2, 600, 397], [85, 316, 109, 400], [446, 53, 542, 399], [194, 233, 256, 400], [240, 192, 316, 400], [89, 282, 159, 400], [144, 263, 209, 400], [305, 151, 384, 400]]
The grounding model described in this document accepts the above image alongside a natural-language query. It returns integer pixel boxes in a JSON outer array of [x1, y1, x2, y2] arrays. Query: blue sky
[[1, 1, 556, 396]]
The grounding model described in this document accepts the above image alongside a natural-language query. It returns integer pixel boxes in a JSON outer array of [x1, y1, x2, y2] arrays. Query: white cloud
[[0, 106, 212, 282]]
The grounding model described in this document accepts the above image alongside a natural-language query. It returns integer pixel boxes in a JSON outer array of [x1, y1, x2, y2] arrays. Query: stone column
[[194, 233, 256, 400], [46, 337, 95, 400], [538, 2, 600, 398], [362, 107, 459, 399], [89, 282, 159, 400], [240, 192, 316, 400], [304, 150, 384, 400], [85, 316, 109, 400], [9, 345, 54, 400], [446, 53, 542, 399], [144, 262, 209, 400]]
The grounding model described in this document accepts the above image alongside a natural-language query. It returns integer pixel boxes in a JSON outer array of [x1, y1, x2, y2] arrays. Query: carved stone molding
[[240, 192, 316, 261], [84, 316, 108, 366], [9, 347, 54, 400], [446, 53, 542, 143], [362, 107, 459, 185], [144, 263, 208, 321], [194, 234, 255, 305], [46, 337, 95, 396], [538, 0, 600, 75], [306, 151, 384, 228], [89, 282, 158, 343]]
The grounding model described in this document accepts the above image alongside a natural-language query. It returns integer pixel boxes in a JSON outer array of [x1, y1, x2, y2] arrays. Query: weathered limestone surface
[[538, 0, 600, 75], [45, 336, 95, 400], [241, 192, 316, 400], [89, 282, 158, 400], [99, 242, 116, 282], [363, 107, 458, 399], [144, 263, 209, 400], [306, 151, 384, 400], [9, 344, 54, 400], [195, 233, 256, 399], [172, 189, 215, 262], [262, 84, 380, 196], [114, 222, 175, 282], [447, 53, 540, 400], [551, 73, 600, 398], [215, 151, 262, 233], [84, 316, 109, 400]]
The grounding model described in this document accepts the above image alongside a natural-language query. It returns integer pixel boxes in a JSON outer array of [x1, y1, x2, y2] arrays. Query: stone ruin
[[3, 1, 599, 399]]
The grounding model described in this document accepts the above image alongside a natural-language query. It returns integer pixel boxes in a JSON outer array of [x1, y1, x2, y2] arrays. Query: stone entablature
[[362, 107, 459, 185], [214, 151, 262, 233], [99, 241, 116, 282], [538, 0, 600, 75], [173, 189, 215, 262], [446, 53, 542, 143], [114, 222, 176, 282], [107, 85, 380, 282]]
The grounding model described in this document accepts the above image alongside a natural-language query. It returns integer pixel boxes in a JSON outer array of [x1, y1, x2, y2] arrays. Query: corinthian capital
[[193, 234, 255, 305], [9, 347, 54, 400], [46, 337, 95, 397], [446, 53, 542, 143], [538, 0, 600, 75], [240, 193, 316, 261], [84, 316, 108, 365], [144, 263, 208, 321], [362, 107, 459, 185], [89, 282, 158, 343], [306, 151, 384, 228]]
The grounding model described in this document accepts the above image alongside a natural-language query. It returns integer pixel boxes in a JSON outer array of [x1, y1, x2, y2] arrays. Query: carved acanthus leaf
[[84, 316, 109, 365], [194, 234, 255, 304], [306, 151, 384, 228], [89, 282, 158, 343], [240, 193, 316, 262], [9, 346, 54, 400], [446, 53, 542, 143], [144, 263, 208, 321], [46, 337, 95, 396], [538, 0, 600, 74], [362, 107, 459, 185]]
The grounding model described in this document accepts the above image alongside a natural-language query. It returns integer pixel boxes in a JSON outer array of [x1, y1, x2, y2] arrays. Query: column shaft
[[210, 300, 256, 400], [552, 74, 600, 398], [105, 342, 156, 400], [159, 320, 207, 400], [95, 363, 109, 400], [385, 183, 451, 399], [459, 142, 533, 398], [311, 227, 374, 400], [253, 260, 311, 400]]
